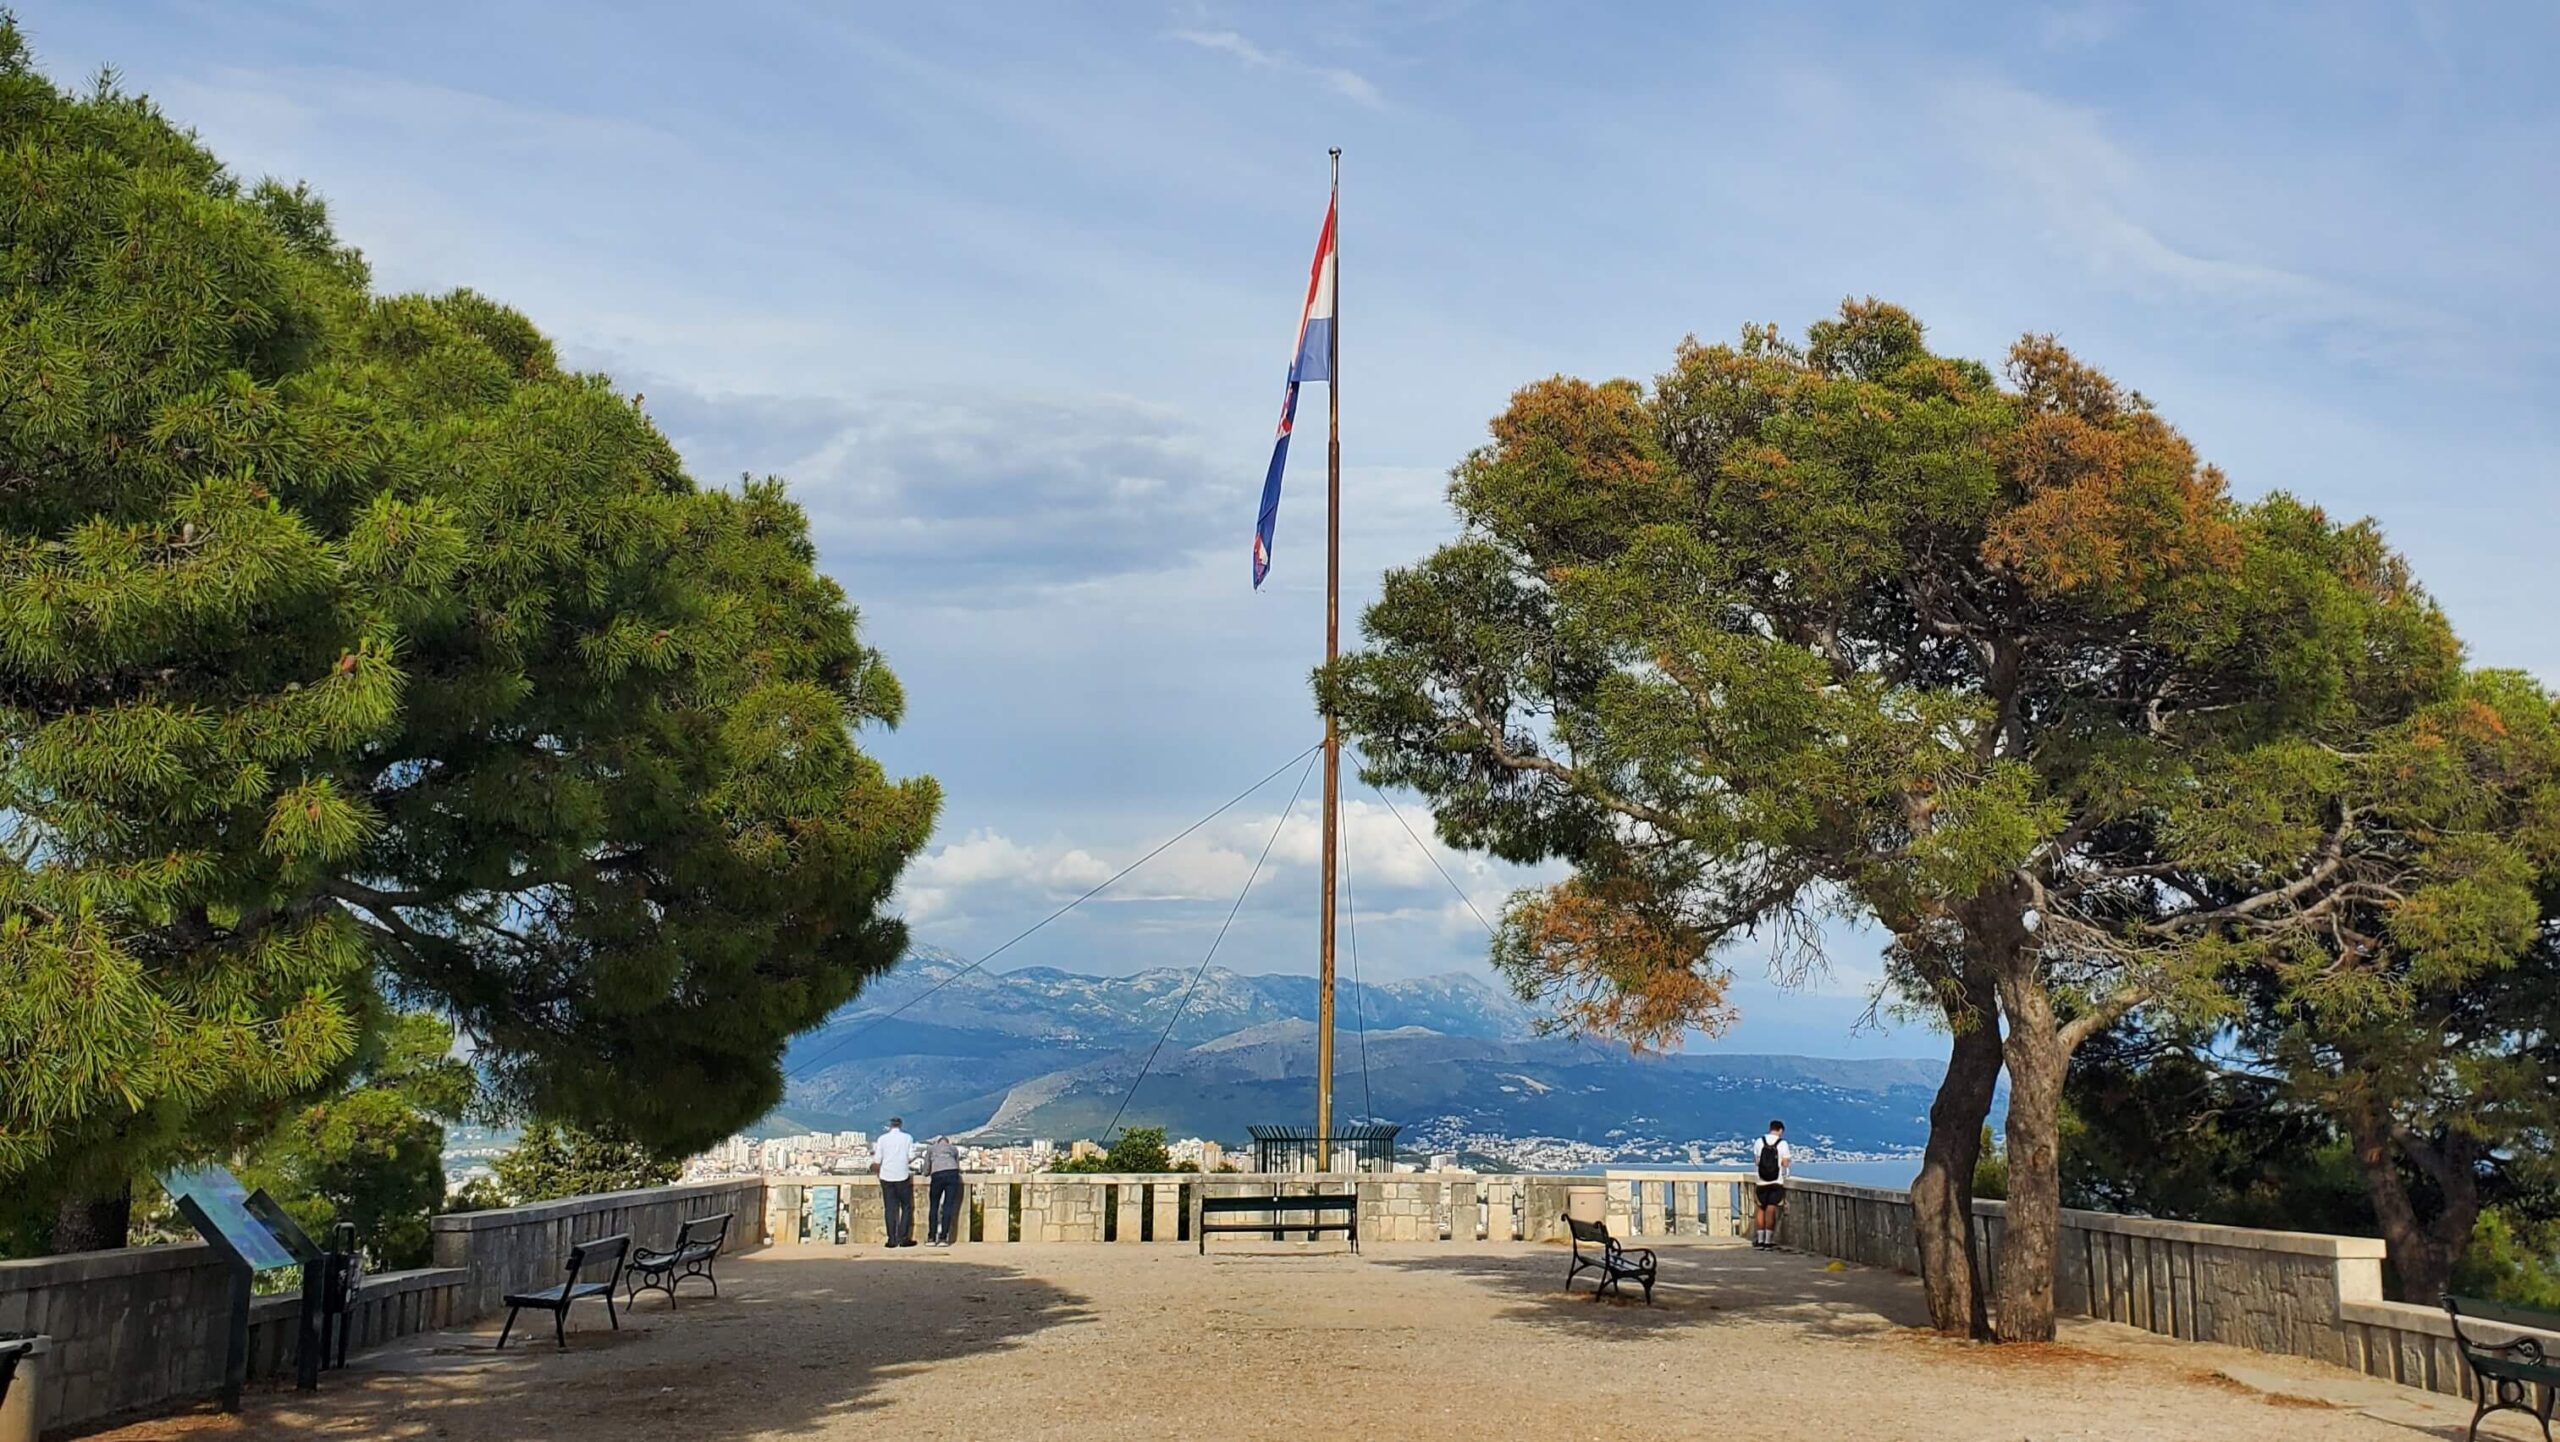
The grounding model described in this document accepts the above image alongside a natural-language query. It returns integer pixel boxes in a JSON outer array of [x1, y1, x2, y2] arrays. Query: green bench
[[1197, 1192, 1358, 1254], [2446, 1294, 2559, 1442]]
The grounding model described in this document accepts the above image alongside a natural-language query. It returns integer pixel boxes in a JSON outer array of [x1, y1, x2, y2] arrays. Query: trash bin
[[0, 1333, 48, 1442], [1565, 1185, 1606, 1225]]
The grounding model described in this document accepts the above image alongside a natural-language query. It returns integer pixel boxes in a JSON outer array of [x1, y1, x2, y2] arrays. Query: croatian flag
[[1252, 196, 1336, 588]]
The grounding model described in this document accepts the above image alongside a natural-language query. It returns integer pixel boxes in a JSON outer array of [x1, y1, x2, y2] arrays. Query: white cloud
[[645, 383, 1243, 600], [893, 796, 1553, 931], [902, 829, 1116, 922], [1933, 78, 2470, 362], [2032, 2, 2128, 51], [1171, 28, 1384, 108]]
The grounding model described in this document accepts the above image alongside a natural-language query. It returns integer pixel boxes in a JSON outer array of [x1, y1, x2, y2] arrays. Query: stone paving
[[79, 1240, 2543, 1441]]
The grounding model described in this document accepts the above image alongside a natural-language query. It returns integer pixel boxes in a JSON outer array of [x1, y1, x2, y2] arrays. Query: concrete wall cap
[[244, 1268, 464, 1323], [430, 1179, 758, 1233], [0, 1240, 218, 1291]]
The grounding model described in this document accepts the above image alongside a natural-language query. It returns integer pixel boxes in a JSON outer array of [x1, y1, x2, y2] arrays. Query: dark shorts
[[1757, 1183, 1786, 1207]]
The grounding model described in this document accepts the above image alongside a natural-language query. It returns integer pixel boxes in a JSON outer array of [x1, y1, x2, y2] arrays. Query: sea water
[[1790, 1157, 1922, 1190]]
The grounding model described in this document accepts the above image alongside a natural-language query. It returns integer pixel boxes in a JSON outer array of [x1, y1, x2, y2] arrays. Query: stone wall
[[2, 1178, 763, 1436], [0, 1244, 463, 1435], [429, 1178, 766, 1321], [1774, 1178, 2560, 1404]]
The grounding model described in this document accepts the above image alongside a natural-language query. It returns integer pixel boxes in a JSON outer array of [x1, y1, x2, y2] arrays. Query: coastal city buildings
[[670, 1128, 1909, 1181]]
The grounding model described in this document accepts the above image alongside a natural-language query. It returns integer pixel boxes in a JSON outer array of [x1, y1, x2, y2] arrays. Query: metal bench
[[498, 1233, 630, 1351], [1198, 1192, 1359, 1253], [627, 1212, 732, 1307], [0, 1332, 35, 1411], [1565, 1215, 1656, 1303], [2447, 1294, 2560, 1442]]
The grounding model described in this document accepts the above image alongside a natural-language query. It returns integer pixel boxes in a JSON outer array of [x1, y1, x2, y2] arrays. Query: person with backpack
[[1751, 1120, 1790, 1249]]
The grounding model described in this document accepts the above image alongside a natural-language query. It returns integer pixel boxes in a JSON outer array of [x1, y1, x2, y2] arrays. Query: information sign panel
[[160, 1165, 298, 1272]]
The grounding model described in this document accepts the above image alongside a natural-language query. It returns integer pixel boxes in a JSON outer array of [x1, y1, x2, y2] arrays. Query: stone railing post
[[1445, 1175, 1479, 1242]]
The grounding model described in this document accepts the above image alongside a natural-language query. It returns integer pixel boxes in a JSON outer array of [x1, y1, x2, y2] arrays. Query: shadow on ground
[[73, 1252, 1091, 1442], [1367, 1243, 1932, 1340]]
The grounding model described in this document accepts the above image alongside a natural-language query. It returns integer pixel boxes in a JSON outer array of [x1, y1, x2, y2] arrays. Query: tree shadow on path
[[71, 1250, 1092, 1442], [1367, 1243, 1931, 1341]]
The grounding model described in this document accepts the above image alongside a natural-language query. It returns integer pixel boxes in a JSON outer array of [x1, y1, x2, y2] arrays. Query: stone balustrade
[[1775, 1177, 2560, 1406], [761, 1170, 1755, 1246]]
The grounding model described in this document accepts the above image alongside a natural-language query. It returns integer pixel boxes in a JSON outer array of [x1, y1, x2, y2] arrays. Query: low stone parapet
[[430, 1178, 767, 1320], [1772, 1177, 2560, 1403], [0, 1245, 465, 1435]]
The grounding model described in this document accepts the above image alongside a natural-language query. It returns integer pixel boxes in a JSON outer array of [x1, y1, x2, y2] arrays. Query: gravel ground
[[77, 1240, 2530, 1441]]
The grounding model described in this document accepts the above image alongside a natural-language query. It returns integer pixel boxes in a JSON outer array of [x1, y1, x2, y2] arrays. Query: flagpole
[[1315, 148, 1343, 1173]]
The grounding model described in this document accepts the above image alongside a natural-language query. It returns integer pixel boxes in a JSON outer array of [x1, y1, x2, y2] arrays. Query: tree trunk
[[53, 1185, 133, 1254], [1991, 963, 2066, 1343], [2343, 1101, 2474, 1304], [1911, 965, 2002, 1338]]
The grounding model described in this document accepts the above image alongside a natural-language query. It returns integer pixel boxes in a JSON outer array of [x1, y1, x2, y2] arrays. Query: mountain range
[[770, 947, 1964, 1163]]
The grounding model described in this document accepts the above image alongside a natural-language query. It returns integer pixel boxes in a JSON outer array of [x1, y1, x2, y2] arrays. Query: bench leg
[[496, 1306, 520, 1352], [2468, 1377, 2557, 1442], [607, 1290, 620, 1331], [552, 1306, 567, 1352]]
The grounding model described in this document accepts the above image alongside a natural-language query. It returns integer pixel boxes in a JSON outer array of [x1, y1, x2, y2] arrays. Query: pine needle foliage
[[0, 21, 938, 1216]]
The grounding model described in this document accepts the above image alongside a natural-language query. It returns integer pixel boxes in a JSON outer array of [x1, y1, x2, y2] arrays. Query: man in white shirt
[[874, 1117, 917, 1248], [1751, 1120, 1791, 1250]]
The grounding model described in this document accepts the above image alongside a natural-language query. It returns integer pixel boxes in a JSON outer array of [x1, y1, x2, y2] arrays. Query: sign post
[[240, 1191, 330, 1392]]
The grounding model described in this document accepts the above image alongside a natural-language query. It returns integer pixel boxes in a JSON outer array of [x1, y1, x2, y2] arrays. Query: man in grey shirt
[[924, 1134, 965, 1246]]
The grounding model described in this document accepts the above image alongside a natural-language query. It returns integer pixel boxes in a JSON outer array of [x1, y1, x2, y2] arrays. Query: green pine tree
[[0, 21, 937, 1249], [1322, 303, 2490, 1339], [491, 1119, 680, 1205], [237, 1011, 476, 1269]]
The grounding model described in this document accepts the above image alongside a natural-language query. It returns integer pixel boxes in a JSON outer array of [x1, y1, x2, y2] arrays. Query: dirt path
[[77, 1241, 2526, 1441]]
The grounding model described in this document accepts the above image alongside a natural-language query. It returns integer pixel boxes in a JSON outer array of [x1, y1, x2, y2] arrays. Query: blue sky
[[21, 2, 2558, 1057]]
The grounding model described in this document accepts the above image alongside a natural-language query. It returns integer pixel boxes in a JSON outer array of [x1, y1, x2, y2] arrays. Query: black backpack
[[1756, 1136, 1783, 1182]]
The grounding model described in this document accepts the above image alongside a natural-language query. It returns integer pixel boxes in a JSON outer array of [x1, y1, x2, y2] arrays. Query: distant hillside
[[770, 947, 1961, 1160]]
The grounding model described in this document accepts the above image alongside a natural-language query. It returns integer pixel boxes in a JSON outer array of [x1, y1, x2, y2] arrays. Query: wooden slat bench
[[1198, 1192, 1359, 1254]]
